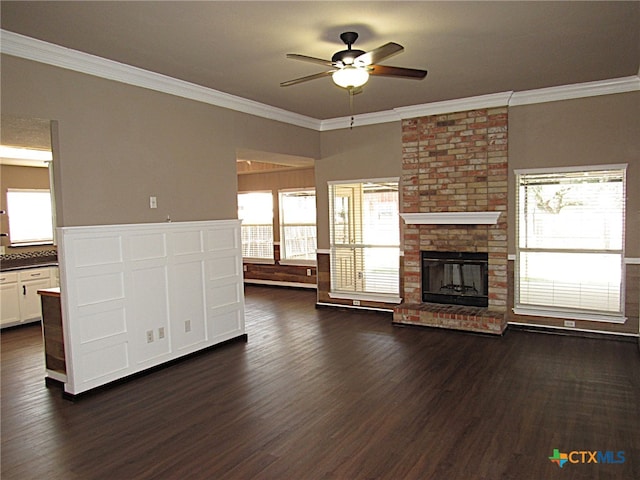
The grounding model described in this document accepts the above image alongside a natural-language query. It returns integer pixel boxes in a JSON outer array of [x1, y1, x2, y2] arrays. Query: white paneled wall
[[58, 220, 245, 395]]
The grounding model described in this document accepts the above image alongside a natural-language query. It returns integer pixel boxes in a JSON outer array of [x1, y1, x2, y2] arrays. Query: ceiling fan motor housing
[[332, 31, 365, 65], [332, 49, 366, 65]]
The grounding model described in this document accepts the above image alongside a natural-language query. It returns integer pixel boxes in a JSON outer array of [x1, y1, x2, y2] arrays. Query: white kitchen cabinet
[[0, 267, 56, 327], [19, 268, 52, 321], [0, 272, 21, 326]]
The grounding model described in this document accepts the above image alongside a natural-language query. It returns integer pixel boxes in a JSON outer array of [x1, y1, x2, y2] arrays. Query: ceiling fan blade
[[280, 70, 335, 87], [356, 42, 404, 66], [286, 53, 335, 67], [369, 64, 428, 79]]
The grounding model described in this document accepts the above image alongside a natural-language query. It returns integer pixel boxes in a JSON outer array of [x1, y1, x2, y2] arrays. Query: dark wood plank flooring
[[2, 285, 639, 479]]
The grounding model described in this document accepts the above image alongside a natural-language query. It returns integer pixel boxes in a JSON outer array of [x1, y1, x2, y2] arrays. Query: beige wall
[[315, 122, 402, 249], [508, 91, 640, 257], [1, 55, 319, 227], [3, 52, 638, 330]]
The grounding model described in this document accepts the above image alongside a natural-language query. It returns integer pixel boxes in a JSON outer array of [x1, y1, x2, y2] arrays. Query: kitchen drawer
[[19, 268, 51, 282], [0, 272, 18, 284]]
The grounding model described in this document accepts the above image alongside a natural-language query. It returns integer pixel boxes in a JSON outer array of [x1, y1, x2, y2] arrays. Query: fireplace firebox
[[422, 251, 488, 307]]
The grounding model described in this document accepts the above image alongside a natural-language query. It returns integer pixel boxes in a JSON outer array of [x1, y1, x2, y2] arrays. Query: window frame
[[514, 164, 627, 323], [278, 188, 317, 266], [6, 188, 54, 246], [237, 190, 275, 264], [328, 178, 401, 304]]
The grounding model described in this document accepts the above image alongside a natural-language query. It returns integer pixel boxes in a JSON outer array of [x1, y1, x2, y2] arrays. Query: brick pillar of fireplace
[[393, 108, 508, 334]]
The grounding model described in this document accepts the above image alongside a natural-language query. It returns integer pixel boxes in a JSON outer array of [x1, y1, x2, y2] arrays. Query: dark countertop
[[0, 257, 59, 272]]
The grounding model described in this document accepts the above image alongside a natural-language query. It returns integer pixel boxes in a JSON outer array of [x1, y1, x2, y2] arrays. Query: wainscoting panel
[[130, 264, 172, 364], [58, 220, 246, 395], [128, 233, 167, 261], [170, 260, 207, 352]]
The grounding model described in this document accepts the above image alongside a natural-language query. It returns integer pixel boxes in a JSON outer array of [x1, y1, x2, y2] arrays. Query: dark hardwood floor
[[2, 285, 639, 479]]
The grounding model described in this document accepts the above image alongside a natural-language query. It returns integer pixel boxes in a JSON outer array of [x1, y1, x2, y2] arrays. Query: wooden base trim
[[244, 279, 316, 289]]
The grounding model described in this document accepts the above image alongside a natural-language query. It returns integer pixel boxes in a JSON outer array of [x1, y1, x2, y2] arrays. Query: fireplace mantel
[[400, 212, 501, 225]]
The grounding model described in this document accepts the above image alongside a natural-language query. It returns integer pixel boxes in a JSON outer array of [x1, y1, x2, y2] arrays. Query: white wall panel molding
[[58, 220, 246, 396]]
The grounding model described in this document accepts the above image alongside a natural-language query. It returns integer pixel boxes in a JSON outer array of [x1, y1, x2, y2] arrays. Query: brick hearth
[[393, 108, 508, 334]]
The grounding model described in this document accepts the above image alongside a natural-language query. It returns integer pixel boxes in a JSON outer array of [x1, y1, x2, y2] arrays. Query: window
[[6, 189, 53, 246], [238, 191, 274, 262], [279, 189, 316, 263], [515, 166, 626, 322], [328, 179, 400, 301]]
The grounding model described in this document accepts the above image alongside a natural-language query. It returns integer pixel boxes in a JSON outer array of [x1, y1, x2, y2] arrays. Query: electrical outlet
[[158, 327, 165, 339], [185, 319, 191, 333], [564, 320, 576, 328], [306, 268, 312, 276], [353, 300, 361, 306], [146, 330, 154, 343]]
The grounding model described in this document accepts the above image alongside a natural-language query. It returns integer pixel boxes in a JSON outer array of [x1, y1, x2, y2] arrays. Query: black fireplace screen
[[422, 251, 488, 307]]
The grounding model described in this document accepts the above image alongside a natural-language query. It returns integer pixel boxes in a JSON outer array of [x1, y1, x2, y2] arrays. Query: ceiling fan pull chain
[[349, 88, 355, 129]]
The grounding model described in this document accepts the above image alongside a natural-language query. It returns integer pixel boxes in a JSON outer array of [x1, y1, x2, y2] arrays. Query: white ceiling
[[1, 1, 639, 120]]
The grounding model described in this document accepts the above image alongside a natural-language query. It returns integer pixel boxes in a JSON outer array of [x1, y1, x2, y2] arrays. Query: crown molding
[[394, 91, 514, 119], [509, 76, 640, 106], [319, 109, 401, 131], [0, 30, 321, 131], [2, 29, 638, 132]]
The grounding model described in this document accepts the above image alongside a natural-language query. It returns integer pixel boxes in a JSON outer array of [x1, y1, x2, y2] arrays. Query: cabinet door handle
[[23, 285, 26, 295]]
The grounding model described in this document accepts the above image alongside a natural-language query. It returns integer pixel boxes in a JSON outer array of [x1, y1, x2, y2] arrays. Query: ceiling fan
[[281, 31, 428, 91]]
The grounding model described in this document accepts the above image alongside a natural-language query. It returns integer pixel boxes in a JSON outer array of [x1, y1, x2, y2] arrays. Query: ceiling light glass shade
[[332, 66, 369, 89]]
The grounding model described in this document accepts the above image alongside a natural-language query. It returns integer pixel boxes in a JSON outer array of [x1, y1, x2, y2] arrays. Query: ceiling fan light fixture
[[332, 66, 369, 89]]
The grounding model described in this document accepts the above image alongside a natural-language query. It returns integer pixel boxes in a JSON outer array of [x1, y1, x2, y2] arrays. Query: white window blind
[[6, 189, 53, 246], [515, 166, 625, 320], [238, 192, 274, 261], [279, 189, 316, 262], [328, 180, 400, 298]]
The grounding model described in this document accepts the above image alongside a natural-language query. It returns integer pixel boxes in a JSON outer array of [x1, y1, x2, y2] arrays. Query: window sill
[[513, 306, 627, 324], [278, 260, 317, 267], [329, 291, 402, 304], [10, 242, 54, 247], [242, 258, 276, 265]]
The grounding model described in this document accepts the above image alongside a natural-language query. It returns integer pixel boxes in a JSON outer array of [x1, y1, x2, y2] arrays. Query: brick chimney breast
[[394, 108, 508, 335]]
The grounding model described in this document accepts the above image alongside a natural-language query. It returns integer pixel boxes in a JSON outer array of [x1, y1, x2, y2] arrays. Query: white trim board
[[400, 211, 501, 225], [2, 29, 639, 131]]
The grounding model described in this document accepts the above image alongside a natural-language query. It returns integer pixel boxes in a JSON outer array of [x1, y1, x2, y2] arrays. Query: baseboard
[[508, 322, 639, 342], [315, 301, 394, 313], [60, 333, 248, 401]]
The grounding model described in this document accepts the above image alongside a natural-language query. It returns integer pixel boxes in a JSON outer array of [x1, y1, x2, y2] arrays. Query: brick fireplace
[[393, 108, 508, 334]]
